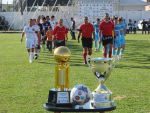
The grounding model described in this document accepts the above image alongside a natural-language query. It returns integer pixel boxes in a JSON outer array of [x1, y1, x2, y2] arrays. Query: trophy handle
[[86, 55, 91, 67]]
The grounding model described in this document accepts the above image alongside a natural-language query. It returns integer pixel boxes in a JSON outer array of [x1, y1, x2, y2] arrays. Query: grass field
[[0, 33, 150, 113]]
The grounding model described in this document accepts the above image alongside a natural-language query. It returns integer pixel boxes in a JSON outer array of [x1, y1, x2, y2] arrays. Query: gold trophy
[[87, 57, 116, 109], [47, 46, 72, 107]]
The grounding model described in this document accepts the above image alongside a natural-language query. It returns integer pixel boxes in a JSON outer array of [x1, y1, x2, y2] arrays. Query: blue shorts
[[114, 36, 121, 48], [120, 35, 125, 46]]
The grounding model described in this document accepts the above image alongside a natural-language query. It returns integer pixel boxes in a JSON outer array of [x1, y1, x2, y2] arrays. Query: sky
[[2, 0, 13, 4]]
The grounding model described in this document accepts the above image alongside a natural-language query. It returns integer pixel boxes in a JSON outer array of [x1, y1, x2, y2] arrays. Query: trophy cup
[[87, 57, 116, 109], [47, 46, 72, 107]]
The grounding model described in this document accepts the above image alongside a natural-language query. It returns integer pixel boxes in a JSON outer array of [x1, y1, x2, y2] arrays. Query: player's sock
[[109, 50, 112, 58], [83, 52, 87, 64], [98, 43, 101, 51], [113, 49, 117, 56], [121, 49, 124, 55], [117, 49, 121, 56], [29, 52, 34, 63], [103, 47, 107, 58]]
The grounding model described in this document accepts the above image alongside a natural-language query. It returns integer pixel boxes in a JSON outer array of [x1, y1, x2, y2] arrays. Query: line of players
[[78, 13, 126, 64], [21, 14, 126, 64], [21, 15, 69, 63], [93, 14, 126, 60]]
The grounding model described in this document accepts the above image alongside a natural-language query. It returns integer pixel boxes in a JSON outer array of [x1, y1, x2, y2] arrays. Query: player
[[78, 16, 94, 64], [94, 18, 101, 52], [49, 15, 57, 30], [119, 17, 126, 57], [70, 17, 76, 40], [32, 19, 41, 59], [113, 17, 122, 60], [42, 17, 51, 50], [21, 19, 35, 63], [46, 26, 53, 52]]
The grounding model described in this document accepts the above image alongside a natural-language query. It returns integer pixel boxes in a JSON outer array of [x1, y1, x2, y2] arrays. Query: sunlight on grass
[[0, 33, 150, 113]]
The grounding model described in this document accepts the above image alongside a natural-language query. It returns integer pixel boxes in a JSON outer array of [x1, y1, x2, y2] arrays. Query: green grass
[[0, 33, 150, 113]]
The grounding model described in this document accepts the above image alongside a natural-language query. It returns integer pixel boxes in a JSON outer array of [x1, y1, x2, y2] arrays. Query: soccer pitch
[[0, 33, 150, 113]]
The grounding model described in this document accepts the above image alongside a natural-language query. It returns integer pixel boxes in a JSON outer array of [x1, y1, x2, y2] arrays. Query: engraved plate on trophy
[[57, 92, 69, 104]]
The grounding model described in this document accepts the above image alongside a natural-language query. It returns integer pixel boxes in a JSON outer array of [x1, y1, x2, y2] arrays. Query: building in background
[[145, 0, 150, 10], [0, 0, 150, 30], [119, 0, 147, 11]]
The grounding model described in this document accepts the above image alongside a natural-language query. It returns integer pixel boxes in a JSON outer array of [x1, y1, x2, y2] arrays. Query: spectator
[[128, 19, 133, 34], [133, 21, 137, 34], [70, 17, 76, 40], [147, 19, 150, 34], [141, 19, 147, 34]]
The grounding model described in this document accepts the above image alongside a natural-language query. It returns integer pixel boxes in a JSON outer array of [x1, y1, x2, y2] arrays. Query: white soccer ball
[[70, 84, 91, 105]]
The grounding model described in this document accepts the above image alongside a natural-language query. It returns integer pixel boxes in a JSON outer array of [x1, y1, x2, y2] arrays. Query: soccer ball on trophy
[[70, 84, 91, 108]]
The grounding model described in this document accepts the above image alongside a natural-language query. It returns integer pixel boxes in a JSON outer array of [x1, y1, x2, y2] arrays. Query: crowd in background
[[126, 19, 150, 34]]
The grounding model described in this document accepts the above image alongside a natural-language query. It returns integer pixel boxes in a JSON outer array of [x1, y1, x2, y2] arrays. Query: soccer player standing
[[78, 17, 94, 64], [42, 17, 51, 50], [21, 19, 35, 63], [46, 27, 53, 52], [113, 17, 122, 59], [100, 13, 114, 58], [94, 18, 101, 52], [119, 18, 126, 57], [49, 15, 57, 30], [70, 17, 76, 40], [32, 19, 41, 59]]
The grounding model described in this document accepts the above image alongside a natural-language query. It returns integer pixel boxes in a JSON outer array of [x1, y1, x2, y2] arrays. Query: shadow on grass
[[37, 40, 84, 66], [117, 39, 150, 69], [116, 64, 150, 69]]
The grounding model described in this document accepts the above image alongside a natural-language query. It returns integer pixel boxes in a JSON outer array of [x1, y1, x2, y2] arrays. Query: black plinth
[[48, 89, 72, 107], [44, 103, 116, 112]]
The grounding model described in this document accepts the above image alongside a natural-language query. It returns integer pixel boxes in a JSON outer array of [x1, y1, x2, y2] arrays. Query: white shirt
[[32, 24, 40, 39], [23, 25, 35, 39], [49, 20, 57, 30]]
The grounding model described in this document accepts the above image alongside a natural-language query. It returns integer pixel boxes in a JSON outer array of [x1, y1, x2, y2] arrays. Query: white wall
[[119, 5, 145, 11], [0, 10, 150, 30], [0, 11, 73, 30]]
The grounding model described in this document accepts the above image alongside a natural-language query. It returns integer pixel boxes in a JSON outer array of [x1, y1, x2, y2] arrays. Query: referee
[[100, 13, 114, 58], [78, 17, 95, 64]]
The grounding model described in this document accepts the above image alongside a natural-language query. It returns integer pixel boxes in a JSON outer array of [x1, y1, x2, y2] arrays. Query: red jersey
[[100, 20, 114, 36], [80, 23, 94, 38], [46, 30, 53, 41], [53, 25, 68, 40]]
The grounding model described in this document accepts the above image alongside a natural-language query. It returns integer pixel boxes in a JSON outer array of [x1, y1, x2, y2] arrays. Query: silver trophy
[[87, 56, 116, 109]]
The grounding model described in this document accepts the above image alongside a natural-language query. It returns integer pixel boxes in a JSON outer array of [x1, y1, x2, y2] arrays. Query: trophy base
[[48, 89, 72, 107], [92, 84, 116, 109], [91, 101, 116, 109]]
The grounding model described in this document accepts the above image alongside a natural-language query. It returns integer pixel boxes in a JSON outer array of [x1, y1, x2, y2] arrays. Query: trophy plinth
[[87, 57, 116, 109], [47, 46, 72, 108], [48, 89, 72, 107]]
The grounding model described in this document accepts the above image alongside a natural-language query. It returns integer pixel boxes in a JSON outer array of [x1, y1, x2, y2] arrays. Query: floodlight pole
[[20, 0, 23, 15]]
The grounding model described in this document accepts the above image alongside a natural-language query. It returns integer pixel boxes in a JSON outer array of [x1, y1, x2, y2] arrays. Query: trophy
[[47, 46, 72, 107], [87, 56, 116, 109]]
